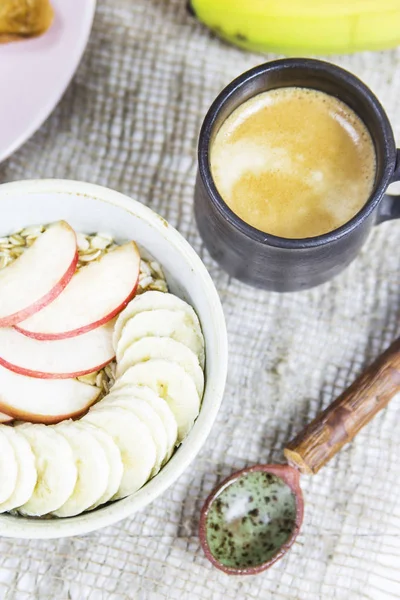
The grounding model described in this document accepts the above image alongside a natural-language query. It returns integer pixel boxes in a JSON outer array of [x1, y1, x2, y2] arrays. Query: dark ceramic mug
[[194, 58, 400, 292]]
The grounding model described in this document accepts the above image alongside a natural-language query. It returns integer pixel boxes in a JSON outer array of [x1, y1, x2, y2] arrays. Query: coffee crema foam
[[210, 87, 376, 239]]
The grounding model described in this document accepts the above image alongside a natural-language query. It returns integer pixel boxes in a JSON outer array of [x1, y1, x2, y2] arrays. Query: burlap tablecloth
[[0, 1, 399, 598]]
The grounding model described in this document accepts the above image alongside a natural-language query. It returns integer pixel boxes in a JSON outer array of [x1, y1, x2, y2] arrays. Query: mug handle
[[377, 149, 400, 224]]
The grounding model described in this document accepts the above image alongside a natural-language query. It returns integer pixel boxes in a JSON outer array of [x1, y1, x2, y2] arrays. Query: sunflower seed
[[0, 256, 9, 269], [79, 250, 102, 262], [150, 261, 165, 279], [20, 225, 44, 238], [9, 235, 25, 246], [77, 372, 98, 386], [90, 235, 112, 250], [76, 232, 90, 251]]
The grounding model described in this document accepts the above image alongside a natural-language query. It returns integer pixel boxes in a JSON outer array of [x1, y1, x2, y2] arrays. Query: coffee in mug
[[195, 59, 400, 291], [210, 87, 376, 239]]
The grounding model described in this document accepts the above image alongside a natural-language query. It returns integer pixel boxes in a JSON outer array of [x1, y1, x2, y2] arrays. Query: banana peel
[[189, 0, 400, 55]]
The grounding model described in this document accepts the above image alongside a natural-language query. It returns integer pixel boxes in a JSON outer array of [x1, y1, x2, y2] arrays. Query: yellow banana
[[189, 0, 400, 55]]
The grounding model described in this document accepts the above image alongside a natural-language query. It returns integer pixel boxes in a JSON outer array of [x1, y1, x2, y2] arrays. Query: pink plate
[[0, 0, 96, 163]]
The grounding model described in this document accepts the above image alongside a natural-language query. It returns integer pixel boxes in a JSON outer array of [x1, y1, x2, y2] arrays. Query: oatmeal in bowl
[[0, 179, 227, 538]]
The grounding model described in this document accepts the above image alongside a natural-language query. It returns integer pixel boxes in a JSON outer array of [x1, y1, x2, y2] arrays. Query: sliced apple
[[0, 364, 101, 423], [0, 221, 78, 327], [16, 242, 140, 340], [0, 321, 115, 379], [0, 411, 13, 423]]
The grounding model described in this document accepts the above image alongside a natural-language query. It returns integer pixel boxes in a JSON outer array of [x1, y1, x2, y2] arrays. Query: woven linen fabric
[[0, 1, 399, 598]]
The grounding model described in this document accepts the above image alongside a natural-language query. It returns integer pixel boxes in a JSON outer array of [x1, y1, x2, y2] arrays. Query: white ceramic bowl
[[0, 179, 228, 539]]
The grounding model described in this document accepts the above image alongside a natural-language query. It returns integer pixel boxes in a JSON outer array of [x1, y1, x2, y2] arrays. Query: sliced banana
[[116, 336, 204, 398], [116, 360, 200, 442], [95, 392, 169, 477], [111, 384, 177, 460], [52, 422, 110, 517], [83, 407, 157, 500], [114, 290, 203, 346], [17, 424, 77, 516], [116, 309, 204, 367], [0, 427, 18, 505], [0, 427, 36, 513], [72, 421, 124, 510]]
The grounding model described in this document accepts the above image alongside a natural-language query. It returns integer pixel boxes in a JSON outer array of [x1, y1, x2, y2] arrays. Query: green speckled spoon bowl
[[200, 337, 400, 574], [199, 464, 303, 575]]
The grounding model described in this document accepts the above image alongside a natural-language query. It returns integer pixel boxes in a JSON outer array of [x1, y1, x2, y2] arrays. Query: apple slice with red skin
[[0, 412, 13, 423], [0, 320, 115, 379], [15, 242, 140, 340], [0, 364, 101, 424], [0, 221, 78, 327]]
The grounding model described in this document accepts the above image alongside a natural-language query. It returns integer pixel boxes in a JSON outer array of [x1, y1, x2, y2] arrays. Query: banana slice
[[0, 427, 36, 513], [83, 407, 156, 500], [0, 427, 18, 504], [110, 384, 177, 459], [116, 337, 204, 398], [94, 392, 169, 476], [72, 421, 123, 510], [17, 424, 77, 516], [116, 309, 204, 367], [116, 360, 200, 442], [114, 290, 202, 345], [52, 422, 110, 517]]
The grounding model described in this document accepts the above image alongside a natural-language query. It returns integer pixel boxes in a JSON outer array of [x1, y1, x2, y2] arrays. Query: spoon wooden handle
[[284, 338, 400, 474]]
